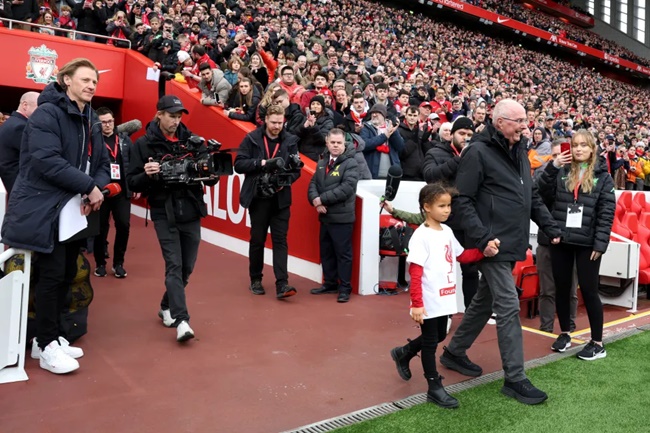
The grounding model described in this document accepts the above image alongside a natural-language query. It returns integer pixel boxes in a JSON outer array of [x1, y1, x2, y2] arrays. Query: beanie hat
[[368, 103, 387, 118], [310, 95, 326, 108], [451, 116, 475, 135]]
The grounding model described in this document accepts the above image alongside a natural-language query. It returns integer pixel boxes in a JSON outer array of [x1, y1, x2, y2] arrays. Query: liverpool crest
[[26, 45, 59, 84]]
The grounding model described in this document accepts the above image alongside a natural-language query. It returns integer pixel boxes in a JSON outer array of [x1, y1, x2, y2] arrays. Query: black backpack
[[379, 215, 414, 255]]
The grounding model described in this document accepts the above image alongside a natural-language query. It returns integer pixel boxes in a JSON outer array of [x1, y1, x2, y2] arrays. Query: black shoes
[[113, 264, 127, 278], [390, 346, 417, 381], [426, 375, 459, 409], [249, 280, 265, 295], [310, 286, 338, 295], [439, 346, 483, 377], [337, 291, 350, 303], [551, 333, 572, 353], [576, 341, 607, 361], [94, 265, 107, 277], [502, 378, 548, 405], [276, 285, 297, 299]]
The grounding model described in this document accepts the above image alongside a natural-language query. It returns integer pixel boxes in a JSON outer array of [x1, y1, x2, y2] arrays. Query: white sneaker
[[176, 321, 195, 342], [39, 341, 80, 374], [487, 314, 497, 325], [158, 309, 175, 327], [32, 337, 84, 360]]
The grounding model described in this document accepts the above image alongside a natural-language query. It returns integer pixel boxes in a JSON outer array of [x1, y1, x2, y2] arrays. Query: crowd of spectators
[[1, 0, 650, 184], [474, 0, 650, 67]]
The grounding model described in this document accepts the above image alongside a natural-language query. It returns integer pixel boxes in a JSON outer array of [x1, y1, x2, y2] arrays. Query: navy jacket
[[307, 144, 359, 224], [1, 83, 111, 253], [0, 111, 28, 195], [359, 122, 405, 179], [448, 123, 560, 262]]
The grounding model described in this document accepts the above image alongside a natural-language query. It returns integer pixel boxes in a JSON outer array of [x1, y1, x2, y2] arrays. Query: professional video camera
[[155, 135, 234, 185], [256, 154, 304, 198]]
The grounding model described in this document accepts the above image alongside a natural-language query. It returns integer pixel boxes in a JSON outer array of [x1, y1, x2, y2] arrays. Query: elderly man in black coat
[[0, 91, 38, 196]]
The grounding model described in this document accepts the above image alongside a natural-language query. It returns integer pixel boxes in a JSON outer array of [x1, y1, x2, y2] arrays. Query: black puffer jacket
[[307, 144, 359, 224], [127, 121, 217, 222], [448, 123, 561, 262], [298, 111, 334, 162], [536, 161, 615, 253], [234, 126, 301, 209], [397, 122, 426, 181], [422, 140, 460, 184]]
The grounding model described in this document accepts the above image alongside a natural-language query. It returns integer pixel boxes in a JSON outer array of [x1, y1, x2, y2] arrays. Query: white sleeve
[[406, 227, 428, 267]]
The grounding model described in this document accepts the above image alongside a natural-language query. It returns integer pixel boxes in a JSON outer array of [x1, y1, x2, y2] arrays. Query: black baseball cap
[[157, 95, 189, 114]]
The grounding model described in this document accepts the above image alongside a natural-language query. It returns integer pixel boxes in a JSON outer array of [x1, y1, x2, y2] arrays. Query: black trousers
[[35, 239, 82, 350], [405, 316, 448, 378], [248, 197, 289, 288], [551, 243, 604, 341], [152, 218, 201, 324], [320, 222, 353, 294], [461, 263, 479, 309], [93, 194, 131, 267]]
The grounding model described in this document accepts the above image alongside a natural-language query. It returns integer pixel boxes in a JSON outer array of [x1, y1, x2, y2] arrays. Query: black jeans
[[551, 243, 604, 341], [461, 263, 479, 309], [152, 218, 201, 324], [418, 316, 449, 378], [248, 197, 289, 288], [320, 222, 353, 294], [93, 194, 131, 267], [35, 239, 82, 350]]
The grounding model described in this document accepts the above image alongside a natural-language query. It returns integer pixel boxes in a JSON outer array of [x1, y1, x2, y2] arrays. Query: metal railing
[[0, 17, 132, 49]]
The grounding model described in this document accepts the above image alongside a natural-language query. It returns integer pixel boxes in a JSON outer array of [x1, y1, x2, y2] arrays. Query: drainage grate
[[284, 329, 647, 433]]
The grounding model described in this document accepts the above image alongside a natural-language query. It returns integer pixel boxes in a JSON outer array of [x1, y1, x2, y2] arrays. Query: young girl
[[395, 183, 485, 408]]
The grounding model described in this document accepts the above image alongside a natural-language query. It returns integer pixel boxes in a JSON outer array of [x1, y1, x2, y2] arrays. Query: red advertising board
[[0, 27, 125, 99], [522, 0, 594, 27], [425, 0, 650, 77]]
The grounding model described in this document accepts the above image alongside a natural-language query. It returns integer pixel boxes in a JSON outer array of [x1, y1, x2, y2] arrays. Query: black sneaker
[[439, 346, 483, 377], [502, 378, 548, 405], [276, 285, 297, 299], [551, 333, 572, 353], [94, 265, 107, 277], [337, 291, 351, 303], [249, 280, 265, 295], [113, 264, 127, 278], [577, 341, 607, 361], [310, 286, 338, 295]]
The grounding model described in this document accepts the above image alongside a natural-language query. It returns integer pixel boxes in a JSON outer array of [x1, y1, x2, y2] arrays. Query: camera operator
[[127, 95, 218, 343], [235, 104, 301, 299]]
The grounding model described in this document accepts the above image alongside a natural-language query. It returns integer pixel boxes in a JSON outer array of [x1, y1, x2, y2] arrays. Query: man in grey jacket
[[198, 63, 232, 107]]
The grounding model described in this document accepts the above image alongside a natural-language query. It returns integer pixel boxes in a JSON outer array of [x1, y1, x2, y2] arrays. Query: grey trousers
[[447, 261, 526, 382], [537, 244, 578, 333]]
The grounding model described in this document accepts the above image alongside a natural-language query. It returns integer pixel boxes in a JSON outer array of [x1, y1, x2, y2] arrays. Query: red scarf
[[350, 110, 366, 125]]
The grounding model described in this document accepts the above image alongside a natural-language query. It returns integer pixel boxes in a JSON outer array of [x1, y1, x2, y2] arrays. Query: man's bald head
[[18, 92, 39, 118], [492, 99, 526, 146]]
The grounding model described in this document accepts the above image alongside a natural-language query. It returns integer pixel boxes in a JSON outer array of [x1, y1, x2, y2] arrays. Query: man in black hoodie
[[397, 105, 426, 181], [127, 95, 218, 343], [441, 100, 561, 406]]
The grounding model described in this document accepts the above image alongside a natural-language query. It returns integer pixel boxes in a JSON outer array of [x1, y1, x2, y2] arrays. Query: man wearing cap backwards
[[1, 58, 110, 374], [360, 104, 404, 179], [127, 95, 218, 343]]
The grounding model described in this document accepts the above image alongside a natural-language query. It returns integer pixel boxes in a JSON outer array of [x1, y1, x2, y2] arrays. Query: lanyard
[[573, 170, 586, 202], [264, 136, 280, 159], [105, 136, 119, 160], [450, 143, 460, 157]]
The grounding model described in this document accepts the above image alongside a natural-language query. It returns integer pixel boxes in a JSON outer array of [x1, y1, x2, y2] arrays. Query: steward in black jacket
[[422, 140, 459, 184], [536, 161, 615, 253], [307, 143, 359, 224], [450, 123, 561, 262], [127, 121, 217, 222]]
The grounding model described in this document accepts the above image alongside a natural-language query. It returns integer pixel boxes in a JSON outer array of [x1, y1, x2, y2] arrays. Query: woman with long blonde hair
[[537, 129, 615, 360]]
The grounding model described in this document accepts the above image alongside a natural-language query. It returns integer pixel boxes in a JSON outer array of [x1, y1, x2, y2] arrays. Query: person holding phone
[[536, 130, 615, 360], [297, 95, 333, 162]]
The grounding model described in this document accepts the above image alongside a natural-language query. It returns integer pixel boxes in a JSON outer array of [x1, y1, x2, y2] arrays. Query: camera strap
[[264, 136, 280, 159]]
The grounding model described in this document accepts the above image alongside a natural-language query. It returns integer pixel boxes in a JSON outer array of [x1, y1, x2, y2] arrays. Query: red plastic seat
[[622, 212, 639, 237], [615, 202, 625, 223], [632, 192, 646, 216], [619, 191, 633, 210], [635, 224, 650, 285], [639, 212, 650, 229], [512, 249, 537, 318], [611, 219, 632, 240]]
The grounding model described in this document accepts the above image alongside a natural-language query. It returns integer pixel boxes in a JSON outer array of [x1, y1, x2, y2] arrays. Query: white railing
[[0, 17, 131, 49]]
